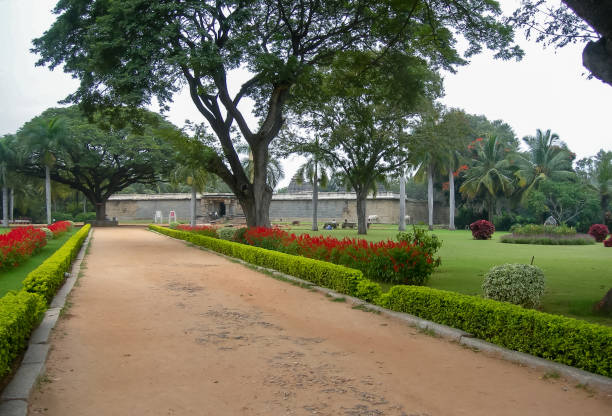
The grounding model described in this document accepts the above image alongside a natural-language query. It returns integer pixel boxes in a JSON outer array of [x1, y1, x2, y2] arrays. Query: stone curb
[[0, 229, 93, 415], [151, 229, 612, 394]]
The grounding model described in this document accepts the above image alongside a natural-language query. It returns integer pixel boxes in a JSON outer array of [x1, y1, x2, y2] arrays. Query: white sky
[[1, 0, 611, 190]]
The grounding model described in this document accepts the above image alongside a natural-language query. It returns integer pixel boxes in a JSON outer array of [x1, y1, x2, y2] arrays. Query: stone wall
[[106, 192, 450, 225]]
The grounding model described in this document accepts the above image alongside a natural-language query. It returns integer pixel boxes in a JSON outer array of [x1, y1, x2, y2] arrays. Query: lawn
[[0, 228, 78, 297], [280, 222, 612, 326]]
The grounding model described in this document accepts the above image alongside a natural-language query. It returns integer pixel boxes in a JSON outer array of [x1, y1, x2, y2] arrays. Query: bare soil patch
[[29, 227, 611, 415]]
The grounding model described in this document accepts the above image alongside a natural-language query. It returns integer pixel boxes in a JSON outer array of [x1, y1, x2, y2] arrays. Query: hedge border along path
[[0, 224, 91, 410], [149, 225, 612, 384]]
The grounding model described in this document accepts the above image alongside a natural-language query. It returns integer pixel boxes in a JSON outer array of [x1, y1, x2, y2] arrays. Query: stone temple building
[[106, 192, 449, 224]]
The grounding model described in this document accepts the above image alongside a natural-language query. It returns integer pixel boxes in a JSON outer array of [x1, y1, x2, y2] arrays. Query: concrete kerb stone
[[0, 228, 93, 414], [0, 399, 28, 416], [150, 229, 612, 393]]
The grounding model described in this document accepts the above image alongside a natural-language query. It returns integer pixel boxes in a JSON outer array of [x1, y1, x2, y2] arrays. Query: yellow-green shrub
[[0, 290, 46, 377], [23, 224, 91, 302]]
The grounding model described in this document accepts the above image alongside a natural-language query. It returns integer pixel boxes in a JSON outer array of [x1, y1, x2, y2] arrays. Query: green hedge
[[0, 224, 91, 378], [23, 224, 91, 302], [379, 285, 612, 377], [151, 224, 612, 377], [149, 225, 365, 297], [0, 291, 46, 377]]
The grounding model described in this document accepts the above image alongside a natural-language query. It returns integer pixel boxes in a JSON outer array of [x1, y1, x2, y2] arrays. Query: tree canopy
[[33, 0, 522, 226], [17, 107, 178, 220]]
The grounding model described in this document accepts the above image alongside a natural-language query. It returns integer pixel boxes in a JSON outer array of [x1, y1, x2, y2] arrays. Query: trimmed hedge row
[[149, 225, 365, 297], [379, 285, 612, 377], [0, 224, 91, 378], [0, 291, 46, 377], [151, 224, 612, 377], [23, 225, 91, 302]]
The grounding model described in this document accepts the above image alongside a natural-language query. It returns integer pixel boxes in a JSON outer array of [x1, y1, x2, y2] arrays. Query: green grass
[[280, 222, 612, 326], [0, 229, 78, 297]]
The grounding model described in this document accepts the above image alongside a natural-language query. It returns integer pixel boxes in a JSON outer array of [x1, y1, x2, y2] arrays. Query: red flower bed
[[47, 220, 73, 237], [588, 224, 609, 242], [0, 226, 47, 270], [175, 224, 218, 238], [241, 227, 437, 285], [470, 220, 495, 240]]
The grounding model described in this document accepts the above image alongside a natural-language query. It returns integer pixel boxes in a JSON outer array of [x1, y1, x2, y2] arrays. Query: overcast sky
[[1, 0, 610, 189]]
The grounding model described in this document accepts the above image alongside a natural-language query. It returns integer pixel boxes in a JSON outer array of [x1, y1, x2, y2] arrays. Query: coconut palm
[[294, 154, 332, 231], [20, 117, 68, 224], [460, 136, 514, 222], [578, 150, 612, 222], [514, 129, 574, 203]]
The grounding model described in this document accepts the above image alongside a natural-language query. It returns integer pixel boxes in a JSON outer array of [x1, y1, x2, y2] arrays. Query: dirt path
[[29, 227, 611, 416]]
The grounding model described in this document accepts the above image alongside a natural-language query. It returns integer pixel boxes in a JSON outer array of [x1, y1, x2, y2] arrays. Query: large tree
[[287, 52, 440, 234], [513, 1, 612, 86], [576, 149, 612, 222], [33, 0, 522, 227], [17, 107, 178, 221]]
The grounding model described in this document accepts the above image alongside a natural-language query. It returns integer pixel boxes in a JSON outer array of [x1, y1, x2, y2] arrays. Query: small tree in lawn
[[286, 51, 441, 234]]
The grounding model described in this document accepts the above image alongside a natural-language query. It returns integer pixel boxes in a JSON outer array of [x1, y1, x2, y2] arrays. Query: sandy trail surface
[[29, 227, 611, 415]]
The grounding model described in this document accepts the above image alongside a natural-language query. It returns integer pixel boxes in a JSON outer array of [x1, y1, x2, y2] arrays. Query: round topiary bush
[[469, 219, 495, 240], [588, 224, 609, 242], [40, 227, 54, 241], [604, 236, 612, 247], [218, 227, 237, 241], [482, 263, 545, 308]]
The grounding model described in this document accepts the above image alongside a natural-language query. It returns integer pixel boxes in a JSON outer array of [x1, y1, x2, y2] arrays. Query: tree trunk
[[95, 202, 106, 221], [45, 165, 52, 224], [190, 183, 197, 227], [2, 186, 7, 228], [399, 173, 406, 231], [9, 188, 14, 222], [239, 144, 273, 228], [601, 193, 610, 223], [83, 194, 87, 213], [427, 163, 434, 231], [356, 189, 368, 235], [449, 169, 456, 230], [312, 162, 319, 231]]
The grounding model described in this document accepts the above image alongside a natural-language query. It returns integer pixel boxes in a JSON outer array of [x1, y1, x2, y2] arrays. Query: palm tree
[[460, 136, 514, 222], [294, 154, 332, 231], [170, 165, 213, 227], [0, 137, 16, 227], [579, 150, 612, 222], [514, 129, 574, 203], [20, 117, 68, 224], [241, 152, 284, 189]]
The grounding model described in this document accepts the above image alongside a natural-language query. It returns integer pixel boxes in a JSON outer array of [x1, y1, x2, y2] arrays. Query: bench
[[342, 222, 356, 229]]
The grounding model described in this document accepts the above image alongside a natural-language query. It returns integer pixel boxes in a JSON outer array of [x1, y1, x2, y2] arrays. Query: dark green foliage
[[0, 290, 46, 377], [379, 285, 612, 377], [74, 212, 97, 222], [509, 223, 576, 236]]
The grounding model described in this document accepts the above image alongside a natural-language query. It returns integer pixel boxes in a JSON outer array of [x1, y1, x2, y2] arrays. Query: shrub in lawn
[[218, 227, 237, 241], [500, 234, 595, 245], [469, 219, 495, 240], [397, 226, 442, 266], [482, 264, 545, 308], [588, 224, 609, 242], [40, 227, 54, 241], [509, 223, 576, 236], [47, 220, 73, 237], [174, 224, 218, 238], [604, 235, 612, 247], [75, 212, 97, 222]]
